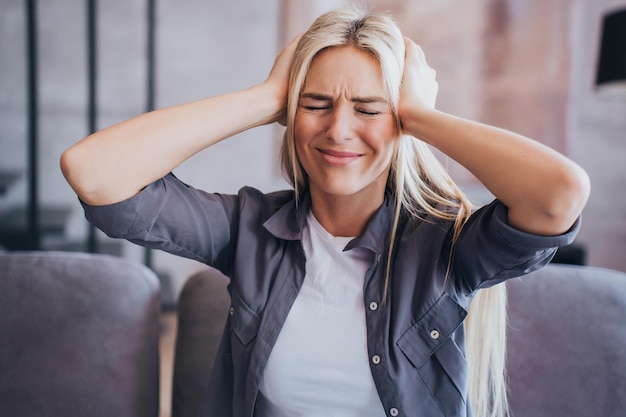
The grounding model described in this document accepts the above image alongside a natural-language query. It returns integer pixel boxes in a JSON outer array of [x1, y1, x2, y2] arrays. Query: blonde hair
[[280, 7, 509, 417]]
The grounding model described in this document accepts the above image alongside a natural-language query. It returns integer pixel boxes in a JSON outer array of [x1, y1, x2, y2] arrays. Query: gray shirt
[[82, 173, 579, 417]]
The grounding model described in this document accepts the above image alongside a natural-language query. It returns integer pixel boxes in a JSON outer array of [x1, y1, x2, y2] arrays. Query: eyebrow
[[300, 92, 387, 104]]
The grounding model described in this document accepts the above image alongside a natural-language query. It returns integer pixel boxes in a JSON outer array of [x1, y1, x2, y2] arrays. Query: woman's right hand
[[263, 34, 302, 125], [61, 35, 303, 206]]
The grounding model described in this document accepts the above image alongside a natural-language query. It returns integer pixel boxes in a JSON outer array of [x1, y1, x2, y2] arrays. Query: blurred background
[[1, 0, 625, 300]]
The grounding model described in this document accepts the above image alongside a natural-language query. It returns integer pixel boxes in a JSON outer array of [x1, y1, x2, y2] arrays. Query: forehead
[[303, 45, 386, 96]]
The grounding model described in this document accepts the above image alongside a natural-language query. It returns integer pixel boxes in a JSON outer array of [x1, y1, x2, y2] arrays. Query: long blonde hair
[[280, 7, 509, 417]]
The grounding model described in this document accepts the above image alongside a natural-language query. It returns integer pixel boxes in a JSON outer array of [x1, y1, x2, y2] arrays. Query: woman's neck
[[309, 189, 385, 237]]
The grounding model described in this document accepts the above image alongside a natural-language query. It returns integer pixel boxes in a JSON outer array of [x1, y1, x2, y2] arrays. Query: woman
[[61, 7, 589, 417]]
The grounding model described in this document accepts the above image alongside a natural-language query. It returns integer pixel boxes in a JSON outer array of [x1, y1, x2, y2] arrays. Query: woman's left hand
[[397, 39, 589, 236], [398, 37, 439, 129]]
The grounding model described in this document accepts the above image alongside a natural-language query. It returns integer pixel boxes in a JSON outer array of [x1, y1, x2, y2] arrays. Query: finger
[[268, 34, 303, 82], [406, 38, 437, 80], [403, 37, 423, 61], [282, 33, 303, 56]]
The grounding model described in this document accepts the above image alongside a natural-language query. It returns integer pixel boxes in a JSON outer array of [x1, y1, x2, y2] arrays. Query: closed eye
[[303, 105, 329, 111], [357, 109, 380, 116]]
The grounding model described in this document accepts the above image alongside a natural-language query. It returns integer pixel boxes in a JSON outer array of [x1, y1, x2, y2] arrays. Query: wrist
[[250, 81, 287, 126], [399, 104, 439, 140]]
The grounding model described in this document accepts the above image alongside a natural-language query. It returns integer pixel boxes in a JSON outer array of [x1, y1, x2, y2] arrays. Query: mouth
[[317, 148, 363, 166]]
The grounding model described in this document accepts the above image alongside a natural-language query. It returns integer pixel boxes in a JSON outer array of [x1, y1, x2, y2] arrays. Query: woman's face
[[294, 45, 399, 204]]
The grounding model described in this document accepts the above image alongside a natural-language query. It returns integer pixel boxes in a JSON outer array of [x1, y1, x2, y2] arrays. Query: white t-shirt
[[256, 211, 386, 417]]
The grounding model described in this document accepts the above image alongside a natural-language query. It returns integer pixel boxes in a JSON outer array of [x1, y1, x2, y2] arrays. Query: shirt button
[[389, 407, 399, 416], [430, 329, 440, 340], [369, 301, 378, 311], [229, 306, 235, 316], [376, 252, 382, 262], [371, 355, 381, 365]]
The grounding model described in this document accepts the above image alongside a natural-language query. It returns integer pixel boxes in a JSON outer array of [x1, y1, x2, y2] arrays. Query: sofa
[[505, 263, 626, 416], [0, 251, 161, 417], [1, 251, 625, 417], [173, 262, 626, 417]]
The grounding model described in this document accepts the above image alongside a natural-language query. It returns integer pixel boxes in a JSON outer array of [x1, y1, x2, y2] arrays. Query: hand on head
[[265, 34, 303, 126], [399, 37, 439, 128]]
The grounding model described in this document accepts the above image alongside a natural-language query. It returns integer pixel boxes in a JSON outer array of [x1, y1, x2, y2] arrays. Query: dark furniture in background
[[0, 251, 161, 417], [0, 0, 176, 308], [552, 243, 587, 265]]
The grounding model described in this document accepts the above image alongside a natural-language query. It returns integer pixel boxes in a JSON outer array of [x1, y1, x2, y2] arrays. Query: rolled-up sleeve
[[453, 199, 581, 291], [81, 173, 237, 266]]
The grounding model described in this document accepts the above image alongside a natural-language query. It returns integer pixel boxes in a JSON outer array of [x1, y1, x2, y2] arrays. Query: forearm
[[61, 83, 281, 206], [402, 108, 590, 235]]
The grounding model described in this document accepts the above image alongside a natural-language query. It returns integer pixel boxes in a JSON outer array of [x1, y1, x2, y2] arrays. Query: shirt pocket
[[229, 288, 261, 347], [397, 294, 469, 407]]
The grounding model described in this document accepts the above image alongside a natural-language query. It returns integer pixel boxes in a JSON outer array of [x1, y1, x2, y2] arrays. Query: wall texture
[[372, 0, 626, 272], [568, 0, 626, 271], [1, 0, 625, 296], [0, 0, 285, 293]]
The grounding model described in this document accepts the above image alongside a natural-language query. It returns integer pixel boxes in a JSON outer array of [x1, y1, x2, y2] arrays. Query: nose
[[326, 103, 355, 142]]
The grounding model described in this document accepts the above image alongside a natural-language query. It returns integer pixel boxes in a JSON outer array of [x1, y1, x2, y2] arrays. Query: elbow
[[60, 146, 80, 191], [509, 161, 590, 236], [60, 145, 99, 203], [61, 142, 143, 206], [544, 163, 591, 231]]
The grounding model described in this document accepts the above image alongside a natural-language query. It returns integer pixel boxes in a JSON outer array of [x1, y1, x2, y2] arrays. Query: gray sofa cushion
[[0, 251, 161, 417], [506, 263, 626, 417], [172, 267, 230, 417]]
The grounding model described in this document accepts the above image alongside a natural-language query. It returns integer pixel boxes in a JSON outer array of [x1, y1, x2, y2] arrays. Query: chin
[[308, 171, 389, 200], [320, 182, 379, 198]]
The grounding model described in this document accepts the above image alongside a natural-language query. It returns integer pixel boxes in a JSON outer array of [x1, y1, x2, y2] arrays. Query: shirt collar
[[344, 189, 395, 254], [262, 191, 311, 241], [263, 189, 396, 254]]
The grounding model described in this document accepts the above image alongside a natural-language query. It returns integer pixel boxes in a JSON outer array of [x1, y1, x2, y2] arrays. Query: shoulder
[[238, 186, 294, 204], [236, 187, 295, 214]]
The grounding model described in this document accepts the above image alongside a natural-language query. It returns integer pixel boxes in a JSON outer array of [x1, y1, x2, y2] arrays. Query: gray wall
[[0, 0, 287, 293], [1, 0, 625, 296], [569, 0, 626, 271]]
